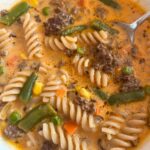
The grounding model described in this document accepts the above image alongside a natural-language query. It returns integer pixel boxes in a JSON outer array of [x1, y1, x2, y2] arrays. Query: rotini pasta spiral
[[0, 28, 12, 51], [45, 36, 78, 51], [22, 13, 43, 59], [41, 73, 68, 103], [0, 71, 31, 102], [101, 114, 125, 140], [72, 54, 110, 87], [77, 30, 110, 45], [42, 122, 88, 150], [89, 68, 110, 87], [0, 103, 12, 120], [110, 113, 147, 150], [39, 63, 52, 74], [41, 75, 97, 130], [53, 96, 97, 130], [72, 54, 90, 75]]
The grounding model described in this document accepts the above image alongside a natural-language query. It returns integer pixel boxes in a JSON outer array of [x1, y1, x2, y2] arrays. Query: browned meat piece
[[41, 140, 59, 150], [44, 11, 73, 36], [95, 7, 108, 19], [117, 73, 141, 92], [97, 137, 108, 150], [92, 43, 120, 74], [30, 61, 41, 71], [4, 125, 24, 139], [70, 92, 96, 114], [17, 61, 27, 71], [0, 10, 8, 17], [0, 50, 8, 57], [34, 15, 41, 23]]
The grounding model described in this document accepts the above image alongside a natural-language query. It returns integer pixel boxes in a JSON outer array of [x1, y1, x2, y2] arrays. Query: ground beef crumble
[[0, 9, 8, 17], [69, 92, 96, 114], [94, 7, 108, 19], [117, 73, 141, 92], [4, 125, 24, 139], [92, 43, 120, 74], [41, 140, 59, 150], [44, 10, 73, 36]]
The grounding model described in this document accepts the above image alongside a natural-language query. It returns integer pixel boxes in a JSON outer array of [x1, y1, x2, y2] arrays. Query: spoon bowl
[[115, 12, 150, 46]]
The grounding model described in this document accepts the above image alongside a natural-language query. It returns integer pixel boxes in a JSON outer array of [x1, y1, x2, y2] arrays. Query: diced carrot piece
[[78, 0, 85, 7], [64, 121, 78, 135], [7, 55, 19, 67], [95, 104, 101, 116], [56, 86, 67, 98]]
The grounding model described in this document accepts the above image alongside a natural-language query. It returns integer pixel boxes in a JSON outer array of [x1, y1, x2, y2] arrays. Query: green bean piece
[[108, 89, 145, 105], [8, 111, 21, 125], [42, 7, 50, 16], [0, 66, 4, 75], [99, 0, 121, 9], [0, 2, 30, 26], [19, 72, 38, 103], [91, 20, 119, 35], [93, 88, 109, 100], [61, 25, 87, 36], [51, 115, 63, 126], [148, 100, 150, 127], [122, 66, 133, 75], [144, 86, 150, 95], [77, 47, 85, 55], [18, 104, 56, 132]]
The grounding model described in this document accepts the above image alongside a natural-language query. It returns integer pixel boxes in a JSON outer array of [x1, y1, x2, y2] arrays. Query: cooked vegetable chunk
[[19, 72, 38, 103], [18, 104, 56, 132], [99, 0, 121, 9], [93, 88, 109, 100], [108, 89, 145, 105], [91, 20, 119, 35], [8, 111, 21, 125], [61, 25, 87, 36], [0, 2, 30, 26]]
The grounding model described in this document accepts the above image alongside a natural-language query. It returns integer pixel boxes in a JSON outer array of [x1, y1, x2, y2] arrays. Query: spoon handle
[[133, 11, 150, 26]]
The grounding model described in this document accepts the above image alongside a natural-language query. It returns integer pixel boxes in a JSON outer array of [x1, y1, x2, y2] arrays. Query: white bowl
[[0, 0, 149, 150]]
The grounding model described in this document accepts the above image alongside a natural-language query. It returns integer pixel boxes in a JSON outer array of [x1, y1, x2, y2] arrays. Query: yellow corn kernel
[[33, 81, 43, 96], [20, 53, 27, 60], [75, 85, 82, 91], [25, 0, 39, 7], [76, 86, 91, 100], [80, 88, 91, 100]]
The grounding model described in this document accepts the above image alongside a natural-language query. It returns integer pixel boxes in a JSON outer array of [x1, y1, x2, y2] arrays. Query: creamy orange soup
[[0, 0, 149, 150]]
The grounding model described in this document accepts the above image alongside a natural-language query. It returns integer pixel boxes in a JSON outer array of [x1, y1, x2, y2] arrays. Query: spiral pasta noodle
[[54, 96, 97, 130], [41, 79, 65, 103], [101, 114, 125, 140], [72, 54, 90, 75], [41, 75, 97, 130], [22, 13, 43, 59], [39, 63, 52, 74], [0, 103, 12, 120], [0, 71, 31, 102], [41, 73, 69, 103], [110, 112, 147, 150], [89, 68, 110, 87], [77, 30, 110, 45], [0, 28, 12, 51], [42, 122, 88, 150], [45, 36, 78, 51], [72, 54, 110, 87]]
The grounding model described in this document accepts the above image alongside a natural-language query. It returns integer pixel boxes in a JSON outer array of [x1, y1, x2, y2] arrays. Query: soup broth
[[0, 0, 150, 150]]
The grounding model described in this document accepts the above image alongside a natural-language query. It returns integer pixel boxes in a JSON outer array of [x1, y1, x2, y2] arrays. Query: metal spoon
[[115, 12, 150, 46]]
